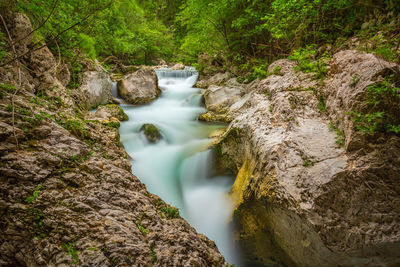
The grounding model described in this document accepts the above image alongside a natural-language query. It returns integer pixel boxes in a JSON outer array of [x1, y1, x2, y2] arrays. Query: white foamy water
[[119, 68, 241, 265]]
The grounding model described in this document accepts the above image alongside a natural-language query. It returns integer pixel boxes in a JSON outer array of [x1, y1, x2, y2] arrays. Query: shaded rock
[[11, 13, 32, 56], [78, 70, 113, 110], [56, 64, 71, 87], [140, 124, 162, 143], [118, 68, 161, 104]]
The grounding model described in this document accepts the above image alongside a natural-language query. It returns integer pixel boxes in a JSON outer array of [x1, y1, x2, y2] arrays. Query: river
[[118, 68, 240, 265]]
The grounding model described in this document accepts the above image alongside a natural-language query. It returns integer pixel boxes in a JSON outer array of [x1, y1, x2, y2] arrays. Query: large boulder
[[118, 68, 161, 104], [78, 69, 113, 110], [212, 55, 400, 266], [199, 75, 245, 122]]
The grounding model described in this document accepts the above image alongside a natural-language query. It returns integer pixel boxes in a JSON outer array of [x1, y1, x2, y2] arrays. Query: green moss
[[140, 124, 162, 143], [64, 243, 79, 265], [106, 104, 129, 121], [317, 96, 326, 112], [303, 159, 314, 167], [328, 122, 345, 146], [161, 206, 180, 219], [104, 121, 120, 128]]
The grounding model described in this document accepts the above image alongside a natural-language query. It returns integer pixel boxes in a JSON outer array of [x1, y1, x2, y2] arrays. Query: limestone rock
[[11, 13, 32, 56], [171, 63, 185, 70], [118, 68, 161, 104], [88, 104, 129, 122], [204, 84, 244, 113], [210, 52, 400, 266], [140, 124, 162, 143], [78, 70, 113, 110], [322, 50, 400, 151], [195, 72, 233, 88]]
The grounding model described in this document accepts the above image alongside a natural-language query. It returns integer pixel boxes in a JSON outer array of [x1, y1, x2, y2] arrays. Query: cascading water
[[119, 68, 241, 265]]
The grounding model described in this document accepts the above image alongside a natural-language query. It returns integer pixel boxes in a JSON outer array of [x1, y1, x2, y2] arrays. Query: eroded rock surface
[[0, 13, 227, 267], [118, 68, 161, 104], [198, 74, 245, 122], [202, 54, 400, 266], [79, 68, 113, 110]]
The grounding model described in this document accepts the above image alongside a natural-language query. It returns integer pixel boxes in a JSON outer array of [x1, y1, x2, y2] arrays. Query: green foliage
[[0, 31, 8, 62], [303, 159, 313, 167], [16, 0, 179, 65], [64, 243, 79, 265], [57, 116, 89, 139], [252, 61, 269, 80], [348, 111, 385, 135], [328, 122, 345, 146], [77, 34, 97, 59], [151, 247, 157, 262], [26, 184, 43, 204], [348, 75, 400, 135], [177, 0, 386, 65], [0, 83, 16, 98], [317, 96, 327, 112], [104, 121, 120, 129], [136, 221, 149, 235], [289, 45, 328, 79], [375, 44, 396, 62]]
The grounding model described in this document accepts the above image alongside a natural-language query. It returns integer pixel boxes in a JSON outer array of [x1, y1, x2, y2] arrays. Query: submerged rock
[[208, 53, 400, 266], [118, 68, 161, 104], [140, 123, 162, 143]]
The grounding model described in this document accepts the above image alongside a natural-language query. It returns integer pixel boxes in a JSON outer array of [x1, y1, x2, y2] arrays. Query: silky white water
[[118, 69, 240, 265]]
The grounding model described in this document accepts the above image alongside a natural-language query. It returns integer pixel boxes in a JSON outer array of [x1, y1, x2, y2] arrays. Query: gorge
[[1, 1, 400, 266]]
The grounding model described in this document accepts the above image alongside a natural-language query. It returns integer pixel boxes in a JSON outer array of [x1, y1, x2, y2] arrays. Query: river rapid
[[118, 68, 241, 265]]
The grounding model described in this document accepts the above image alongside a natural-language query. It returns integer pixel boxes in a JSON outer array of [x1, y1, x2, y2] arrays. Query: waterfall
[[119, 68, 241, 265]]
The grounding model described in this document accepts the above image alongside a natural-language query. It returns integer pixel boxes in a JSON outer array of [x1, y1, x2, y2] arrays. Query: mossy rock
[[140, 124, 162, 143]]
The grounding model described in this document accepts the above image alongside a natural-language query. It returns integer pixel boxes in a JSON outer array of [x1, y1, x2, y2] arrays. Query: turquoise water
[[118, 69, 240, 265]]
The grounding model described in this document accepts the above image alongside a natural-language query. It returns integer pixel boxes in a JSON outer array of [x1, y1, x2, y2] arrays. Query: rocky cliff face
[[0, 13, 227, 266], [201, 51, 400, 266]]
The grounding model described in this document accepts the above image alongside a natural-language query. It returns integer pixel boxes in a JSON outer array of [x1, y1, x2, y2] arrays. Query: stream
[[117, 68, 240, 265]]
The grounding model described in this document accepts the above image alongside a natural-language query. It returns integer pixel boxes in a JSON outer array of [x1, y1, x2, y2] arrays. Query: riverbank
[[198, 51, 400, 266], [0, 13, 228, 266]]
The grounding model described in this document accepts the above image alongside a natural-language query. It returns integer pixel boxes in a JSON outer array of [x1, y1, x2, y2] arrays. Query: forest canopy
[[1, 0, 399, 66]]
